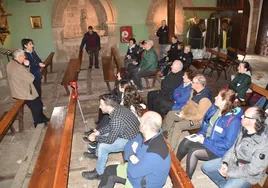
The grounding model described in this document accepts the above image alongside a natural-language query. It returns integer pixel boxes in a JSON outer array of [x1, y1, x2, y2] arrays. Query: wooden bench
[[0, 100, 25, 142], [102, 47, 123, 91], [41, 52, 55, 84], [144, 73, 160, 89], [29, 89, 77, 187], [61, 50, 83, 95], [245, 83, 268, 110], [250, 168, 268, 188], [202, 49, 229, 81]]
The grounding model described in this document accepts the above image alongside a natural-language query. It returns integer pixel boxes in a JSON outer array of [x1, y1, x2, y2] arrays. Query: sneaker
[[88, 141, 97, 149], [88, 66, 92, 69], [95, 66, 100, 69], [160, 76, 165, 80], [83, 152, 98, 159], [87, 147, 96, 154]]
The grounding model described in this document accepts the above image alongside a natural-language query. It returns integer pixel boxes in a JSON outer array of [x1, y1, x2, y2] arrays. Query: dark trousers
[[98, 165, 126, 188], [25, 97, 48, 127], [87, 47, 99, 67], [177, 138, 218, 179], [33, 79, 44, 107], [131, 68, 155, 90], [147, 90, 160, 110]]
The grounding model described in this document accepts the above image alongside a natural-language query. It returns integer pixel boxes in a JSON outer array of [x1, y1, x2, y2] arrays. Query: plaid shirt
[[96, 105, 140, 144]]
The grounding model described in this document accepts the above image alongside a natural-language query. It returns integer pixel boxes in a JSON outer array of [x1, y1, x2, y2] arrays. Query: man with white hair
[[147, 60, 184, 117], [131, 40, 158, 92], [6, 49, 49, 127], [98, 111, 171, 188]]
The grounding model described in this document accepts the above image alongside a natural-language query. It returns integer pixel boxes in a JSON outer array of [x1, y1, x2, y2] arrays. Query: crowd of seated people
[[79, 34, 268, 188]]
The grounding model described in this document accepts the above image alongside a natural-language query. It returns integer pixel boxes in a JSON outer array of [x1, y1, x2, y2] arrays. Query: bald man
[[147, 60, 184, 117], [98, 111, 171, 188]]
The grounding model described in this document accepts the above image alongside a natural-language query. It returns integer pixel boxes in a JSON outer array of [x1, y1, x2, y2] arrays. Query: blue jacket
[[172, 83, 192, 110], [198, 104, 243, 157], [24, 51, 42, 80], [124, 131, 171, 188]]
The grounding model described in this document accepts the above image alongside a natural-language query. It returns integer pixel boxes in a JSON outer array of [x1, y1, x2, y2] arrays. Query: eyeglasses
[[242, 115, 255, 120]]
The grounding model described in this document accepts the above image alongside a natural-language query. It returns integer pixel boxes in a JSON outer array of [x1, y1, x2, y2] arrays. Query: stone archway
[[52, 0, 117, 63], [146, 0, 194, 57]]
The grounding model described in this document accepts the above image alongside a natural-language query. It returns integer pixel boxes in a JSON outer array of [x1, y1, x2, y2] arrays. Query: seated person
[[111, 67, 130, 98], [130, 40, 158, 92], [98, 111, 171, 188], [229, 61, 251, 101], [177, 45, 193, 71], [82, 93, 140, 180], [162, 74, 212, 150], [6, 49, 49, 127], [123, 85, 147, 120], [202, 107, 268, 188], [157, 70, 194, 118], [177, 89, 242, 179], [147, 60, 184, 116], [124, 38, 140, 68]]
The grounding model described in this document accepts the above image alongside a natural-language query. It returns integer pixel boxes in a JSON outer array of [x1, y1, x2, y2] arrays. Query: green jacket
[[139, 48, 158, 71], [229, 72, 251, 100]]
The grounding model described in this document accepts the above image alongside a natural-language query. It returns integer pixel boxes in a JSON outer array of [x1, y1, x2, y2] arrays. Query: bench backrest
[[43, 52, 55, 67], [111, 46, 123, 69], [250, 83, 268, 100], [207, 48, 228, 60], [164, 138, 194, 188], [0, 100, 24, 142]]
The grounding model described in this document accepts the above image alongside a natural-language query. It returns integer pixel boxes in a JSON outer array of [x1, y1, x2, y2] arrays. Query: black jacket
[[177, 52, 193, 71], [126, 44, 140, 60], [80, 31, 100, 50], [156, 26, 169, 44], [167, 42, 179, 62], [161, 70, 184, 101]]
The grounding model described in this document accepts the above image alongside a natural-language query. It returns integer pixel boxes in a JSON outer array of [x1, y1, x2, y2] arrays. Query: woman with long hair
[[176, 89, 243, 179], [123, 85, 146, 119]]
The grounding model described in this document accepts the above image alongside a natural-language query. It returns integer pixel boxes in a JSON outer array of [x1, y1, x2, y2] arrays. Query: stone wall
[[52, 0, 117, 63]]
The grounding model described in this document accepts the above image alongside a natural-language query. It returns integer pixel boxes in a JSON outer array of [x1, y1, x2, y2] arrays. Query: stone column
[[248, 0, 261, 53]]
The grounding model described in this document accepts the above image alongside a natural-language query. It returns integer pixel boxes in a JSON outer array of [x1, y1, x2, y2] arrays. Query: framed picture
[[25, 0, 40, 2], [30, 16, 42, 29]]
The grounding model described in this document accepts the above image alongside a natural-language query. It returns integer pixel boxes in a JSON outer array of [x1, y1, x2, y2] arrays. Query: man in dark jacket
[[177, 45, 193, 71], [156, 20, 168, 60], [147, 60, 184, 117], [98, 111, 171, 188], [80, 26, 101, 69]]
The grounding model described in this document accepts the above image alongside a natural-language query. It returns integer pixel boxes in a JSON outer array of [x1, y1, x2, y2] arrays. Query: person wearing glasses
[[162, 74, 212, 151], [202, 107, 268, 188], [176, 89, 242, 179]]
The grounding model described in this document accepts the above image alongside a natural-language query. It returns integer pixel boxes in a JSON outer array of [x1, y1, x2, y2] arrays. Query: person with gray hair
[[130, 40, 158, 92], [6, 49, 49, 127], [147, 60, 184, 117], [162, 74, 213, 151], [98, 111, 171, 188], [202, 107, 268, 188]]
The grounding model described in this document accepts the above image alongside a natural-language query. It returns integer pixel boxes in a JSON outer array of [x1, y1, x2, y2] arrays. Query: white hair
[[12, 49, 25, 59]]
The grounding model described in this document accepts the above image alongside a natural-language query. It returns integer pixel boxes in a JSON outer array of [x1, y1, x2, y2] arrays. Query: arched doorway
[[52, 0, 118, 63]]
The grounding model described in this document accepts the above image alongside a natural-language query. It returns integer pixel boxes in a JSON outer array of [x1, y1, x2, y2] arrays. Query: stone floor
[[0, 55, 268, 188]]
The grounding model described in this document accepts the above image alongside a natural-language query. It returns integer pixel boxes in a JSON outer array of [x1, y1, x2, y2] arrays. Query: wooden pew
[[165, 138, 194, 188], [245, 83, 268, 110], [0, 100, 25, 142], [41, 52, 55, 83], [29, 89, 77, 188], [102, 47, 123, 91], [61, 50, 83, 95]]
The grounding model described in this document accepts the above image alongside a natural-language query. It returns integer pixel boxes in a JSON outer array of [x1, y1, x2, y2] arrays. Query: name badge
[[214, 125, 223, 133]]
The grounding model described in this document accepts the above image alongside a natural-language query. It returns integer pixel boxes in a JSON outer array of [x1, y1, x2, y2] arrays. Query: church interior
[[0, 0, 268, 187]]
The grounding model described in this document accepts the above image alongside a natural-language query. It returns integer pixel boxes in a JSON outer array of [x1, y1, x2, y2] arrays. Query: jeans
[[96, 138, 128, 175], [202, 158, 251, 188], [159, 44, 167, 60]]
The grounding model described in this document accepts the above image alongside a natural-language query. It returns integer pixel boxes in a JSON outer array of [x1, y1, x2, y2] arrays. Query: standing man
[[156, 20, 169, 60], [80, 26, 101, 69]]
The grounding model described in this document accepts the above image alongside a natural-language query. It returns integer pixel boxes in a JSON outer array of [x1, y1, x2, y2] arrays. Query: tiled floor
[[0, 54, 267, 188]]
